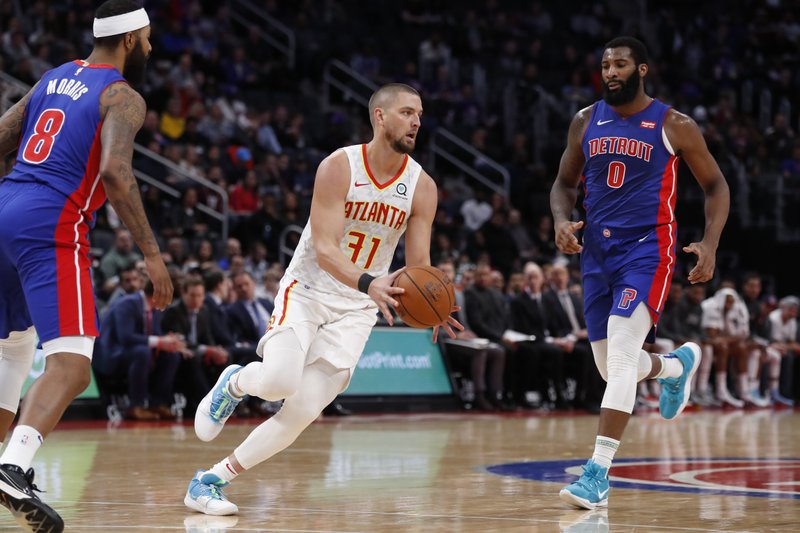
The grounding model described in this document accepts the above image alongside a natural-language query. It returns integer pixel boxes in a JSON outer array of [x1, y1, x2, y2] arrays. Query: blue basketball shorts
[[580, 224, 677, 343], [0, 181, 98, 343]]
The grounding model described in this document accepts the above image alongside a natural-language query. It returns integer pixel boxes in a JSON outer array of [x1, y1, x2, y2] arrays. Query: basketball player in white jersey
[[184, 83, 462, 515]]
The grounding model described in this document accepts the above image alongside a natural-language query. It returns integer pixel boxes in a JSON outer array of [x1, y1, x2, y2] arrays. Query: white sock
[[591, 436, 620, 469], [715, 372, 728, 394], [0, 425, 43, 470], [208, 458, 241, 483], [227, 377, 245, 400], [653, 353, 683, 379]]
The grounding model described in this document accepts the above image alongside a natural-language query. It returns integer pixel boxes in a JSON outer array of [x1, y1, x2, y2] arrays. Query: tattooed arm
[[0, 85, 35, 157], [99, 82, 172, 309], [0, 84, 36, 159]]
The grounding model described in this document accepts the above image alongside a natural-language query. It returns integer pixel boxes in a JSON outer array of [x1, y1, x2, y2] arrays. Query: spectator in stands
[[160, 97, 186, 141], [256, 110, 282, 155], [241, 194, 283, 259], [194, 239, 216, 267], [480, 209, 519, 277], [245, 242, 269, 287], [197, 102, 236, 145], [261, 267, 282, 305], [228, 271, 274, 343], [162, 277, 230, 416], [438, 259, 507, 411], [739, 272, 775, 406], [530, 214, 559, 265], [460, 188, 493, 232], [511, 262, 570, 409], [218, 238, 242, 272], [465, 263, 533, 407], [203, 270, 235, 353], [541, 263, 598, 410], [166, 237, 189, 269], [99, 228, 143, 283], [105, 263, 144, 311], [702, 287, 751, 407], [507, 209, 536, 262], [94, 281, 185, 421], [764, 296, 799, 406], [230, 170, 260, 215], [164, 187, 210, 241]]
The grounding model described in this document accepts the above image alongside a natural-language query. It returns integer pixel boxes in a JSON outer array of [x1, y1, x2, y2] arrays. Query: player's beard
[[602, 71, 641, 106], [124, 39, 149, 88], [386, 129, 415, 154]]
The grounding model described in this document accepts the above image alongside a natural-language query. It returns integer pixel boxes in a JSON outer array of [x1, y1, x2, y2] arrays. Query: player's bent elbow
[[313, 244, 340, 274]]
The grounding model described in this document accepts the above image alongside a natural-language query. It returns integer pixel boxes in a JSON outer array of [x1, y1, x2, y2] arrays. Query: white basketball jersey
[[285, 144, 422, 300]]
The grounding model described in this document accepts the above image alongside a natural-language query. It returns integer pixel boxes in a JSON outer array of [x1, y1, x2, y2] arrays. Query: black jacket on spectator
[[464, 285, 510, 343], [542, 289, 586, 336], [161, 300, 219, 414], [510, 291, 551, 342], [204, 294, 235, 348], [161, 301, 216, 348]]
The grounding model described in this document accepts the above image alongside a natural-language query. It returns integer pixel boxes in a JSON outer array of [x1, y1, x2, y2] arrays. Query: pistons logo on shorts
[[618, 288, 638, 310]]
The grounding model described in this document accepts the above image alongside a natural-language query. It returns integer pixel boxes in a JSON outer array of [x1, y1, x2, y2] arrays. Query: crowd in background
[[2, 0, 800, 417]]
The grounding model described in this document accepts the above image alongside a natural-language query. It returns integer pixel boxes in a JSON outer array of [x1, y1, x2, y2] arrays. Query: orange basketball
[[393, 265, 455, 328]]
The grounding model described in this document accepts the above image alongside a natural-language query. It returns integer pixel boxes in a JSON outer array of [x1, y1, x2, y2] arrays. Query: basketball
[[393, 265, 455, 328]]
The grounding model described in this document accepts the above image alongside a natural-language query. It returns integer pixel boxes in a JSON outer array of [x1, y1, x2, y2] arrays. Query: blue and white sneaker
[[195, 364, 245, 442], [559, 460, 610, 510], [657, 342, 701, 420], [184, 470, 238, 516], [771, 389, 795, 407]]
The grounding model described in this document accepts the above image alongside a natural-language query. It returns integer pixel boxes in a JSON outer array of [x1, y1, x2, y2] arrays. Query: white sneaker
[[195, 365, 245, 442], [184, 470, 238, 516], [743, 389, 771, 408], [717, 389, 744, 408]]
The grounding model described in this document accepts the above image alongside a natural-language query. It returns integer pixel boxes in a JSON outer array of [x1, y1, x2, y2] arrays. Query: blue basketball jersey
[[581, 99, 678, 233], [7, 60, 126, 227], [579, 99, 680, 342]]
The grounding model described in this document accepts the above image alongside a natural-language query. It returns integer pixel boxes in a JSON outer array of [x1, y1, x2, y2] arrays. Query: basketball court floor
[[0, 409, 797, 532]]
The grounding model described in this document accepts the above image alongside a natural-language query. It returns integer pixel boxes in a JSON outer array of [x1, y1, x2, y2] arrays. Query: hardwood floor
[[0, 408, 797, 532]]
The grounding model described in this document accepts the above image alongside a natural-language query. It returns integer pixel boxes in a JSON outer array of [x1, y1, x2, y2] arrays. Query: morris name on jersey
[[45, 78, 90, 101]]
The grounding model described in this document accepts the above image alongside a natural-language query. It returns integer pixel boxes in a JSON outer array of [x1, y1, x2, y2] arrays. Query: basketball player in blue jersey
[[551, 37, 729, 510], [0, 1, 171, 530]]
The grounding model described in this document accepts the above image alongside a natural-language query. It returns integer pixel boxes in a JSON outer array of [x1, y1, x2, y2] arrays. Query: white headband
[[93, 8, 150, 38]]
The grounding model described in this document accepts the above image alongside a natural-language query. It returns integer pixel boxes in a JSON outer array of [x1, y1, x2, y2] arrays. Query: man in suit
[[204, 269, 237, 353], [94, 281, 185, 420], [542, 263, 601, 410], [464, 263, 534, 407], [226, 271, 277, 417], [162, 276, 230, 415], [437, 259, 506, 411], [228, 271, 274, 350], [511, 262, 570, 408]]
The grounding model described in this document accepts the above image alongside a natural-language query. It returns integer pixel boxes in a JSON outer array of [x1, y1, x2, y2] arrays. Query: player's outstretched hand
[[683, 241, 716, 284], [555, 220, 584, 254], [369, 268, 406, 326], [432, 305, 465, 343], [145, 255, 173, 310]]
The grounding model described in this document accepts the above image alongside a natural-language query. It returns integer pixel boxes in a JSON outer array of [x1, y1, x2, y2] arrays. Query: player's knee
[[46, 353, 93, 392], [250, 330, 305, 400], [256, 374, 301, 401]]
